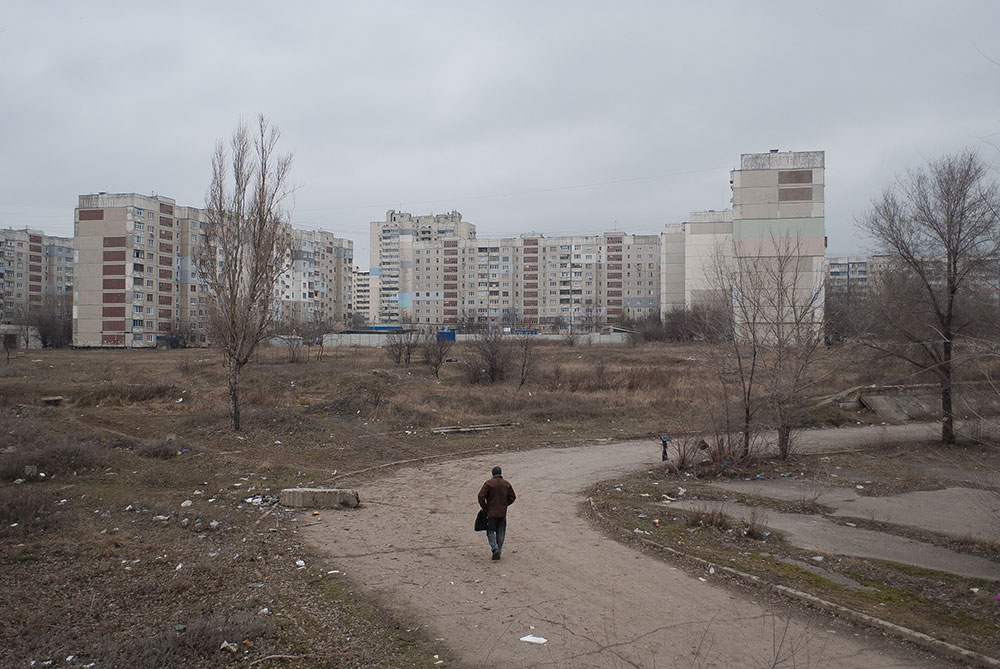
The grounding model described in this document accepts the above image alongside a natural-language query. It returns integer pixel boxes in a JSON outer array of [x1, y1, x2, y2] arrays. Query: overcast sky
[[2, 1, 999, 265]]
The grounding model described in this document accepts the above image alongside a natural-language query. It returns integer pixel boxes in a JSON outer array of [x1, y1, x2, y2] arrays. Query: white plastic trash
[[520, 634, 547, 644]]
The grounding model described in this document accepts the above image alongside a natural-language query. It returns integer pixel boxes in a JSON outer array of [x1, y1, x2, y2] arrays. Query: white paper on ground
[[520, 634, 548, 644]]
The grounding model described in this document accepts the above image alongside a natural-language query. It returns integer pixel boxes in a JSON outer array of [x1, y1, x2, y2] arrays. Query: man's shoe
[[491, 549, 500, 560]]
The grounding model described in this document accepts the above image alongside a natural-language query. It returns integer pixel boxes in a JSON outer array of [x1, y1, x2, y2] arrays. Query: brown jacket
[[478, 475, 516, 518]]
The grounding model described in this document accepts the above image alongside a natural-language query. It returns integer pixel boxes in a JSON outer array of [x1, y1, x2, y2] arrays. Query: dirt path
[[306, 425, 951, 668]]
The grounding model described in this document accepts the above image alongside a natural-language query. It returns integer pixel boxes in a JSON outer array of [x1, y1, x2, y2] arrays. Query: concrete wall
[[322, 331, 628, 347]]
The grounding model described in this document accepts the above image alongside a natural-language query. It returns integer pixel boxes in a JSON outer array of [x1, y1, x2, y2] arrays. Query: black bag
[[475, 508, 488, 532]]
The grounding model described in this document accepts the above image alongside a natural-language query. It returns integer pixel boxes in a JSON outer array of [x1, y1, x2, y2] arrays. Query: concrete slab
[[279, 488, 360, 509], [707, 480, 999, 542], [666, 499, 1000, 580]]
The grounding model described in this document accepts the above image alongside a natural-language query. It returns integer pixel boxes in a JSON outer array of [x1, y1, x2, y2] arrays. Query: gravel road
[[307, 424, 951, 668]]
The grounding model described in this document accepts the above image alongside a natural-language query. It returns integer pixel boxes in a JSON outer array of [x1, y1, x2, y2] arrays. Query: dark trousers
[[486, 516, 507, 553]]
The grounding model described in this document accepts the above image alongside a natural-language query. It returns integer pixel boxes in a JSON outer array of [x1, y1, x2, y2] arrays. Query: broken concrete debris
[[279, 488, 360, 509]]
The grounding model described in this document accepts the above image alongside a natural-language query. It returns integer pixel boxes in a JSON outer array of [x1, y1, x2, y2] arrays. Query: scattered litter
[[811, 556, 824, 563], [209, 520, 221, 530], [637, 513, 647, 519], [258, 607, 270, 615], [176, 398, 184, 403], [153, 515, 170, 522], [181, 500, 193, 507], [312, 511, 320, 516], [327, 570, 341, 575], [175, 563, 183, 571], [709, 566, 715, 574], [519, 634, 547, 645], [971, 588, 979, 594], [698, 577, 706, 582], [65, 656, 74, 663], [677, 487, 686, 496], [13, 478, 24, 485], [175, 624, 186, 632], [220, 640, 238, 653], [653, 519, 660, 527], [633, 528, 650, 535], [295, 559, 306, 568], [845, 522, 856, 527], [274, 440, 281, 445], [855, 485, 864, 490]]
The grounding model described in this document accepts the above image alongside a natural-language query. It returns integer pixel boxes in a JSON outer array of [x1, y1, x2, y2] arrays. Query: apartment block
[[74, 193, 204, 347], [369, 210, 476, 324], [351, 269, 375, 326], [74, 192, 352, 347], [278, 229, 353, 327], [825, 256, 869, 297], [405, 232, 660, 329], [0, 227, 74, 323], [660, 210, 733, 314], [731, 150, 826, 328]]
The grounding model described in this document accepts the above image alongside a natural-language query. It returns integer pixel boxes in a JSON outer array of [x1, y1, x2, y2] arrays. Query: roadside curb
[[587, 498, 1000, 669]]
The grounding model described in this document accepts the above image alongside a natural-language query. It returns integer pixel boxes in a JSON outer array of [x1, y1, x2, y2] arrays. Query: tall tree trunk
[[940, 338, 954, 444], [777, 424, 791, 460], [228, 361, 241, 431], [742, 404, 751, 460]]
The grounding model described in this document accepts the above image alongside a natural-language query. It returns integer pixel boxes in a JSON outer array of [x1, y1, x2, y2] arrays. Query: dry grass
[[0, 341, 996, 666]]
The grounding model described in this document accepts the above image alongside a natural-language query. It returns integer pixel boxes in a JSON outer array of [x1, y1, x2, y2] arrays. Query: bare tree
[[32, 292, 72, 348], [578, 304, 602, 333], [10, 305, 32, 349], [348, 311, 367, 330], [501, 307, 520, 331], [859, 151, 1000, 444], [514, 333, 536, 390], [706, 233, 827, 460], [385, 329, 420, 365], [422, 331, 454, 378], [464, 331, 512, 383], [194, 115, 293, 431]]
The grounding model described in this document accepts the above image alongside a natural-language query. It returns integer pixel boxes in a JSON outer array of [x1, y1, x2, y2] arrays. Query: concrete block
[[279, 488, 360, 509]]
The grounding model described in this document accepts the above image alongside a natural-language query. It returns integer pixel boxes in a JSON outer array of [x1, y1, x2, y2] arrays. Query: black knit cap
[[492, 466, 502, 476]]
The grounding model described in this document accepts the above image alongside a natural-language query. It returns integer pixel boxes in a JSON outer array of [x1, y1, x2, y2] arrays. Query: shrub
[[684, 503, 731, 530], [0, 486, 62, 536], [138, 440, 181, 459], [0, 436, 104, 481], [75, 381, 179, 407]]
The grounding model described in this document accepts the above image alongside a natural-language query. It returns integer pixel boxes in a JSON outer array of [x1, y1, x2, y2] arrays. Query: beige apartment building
[[74, 193, 207, 347], [1, 227, 74, 323], [731, 149, 826, 331], [351, 269, 376, 326], [278, 229, 353, 328], [73, 193, 352, 347], [404, 232, 660, 329], [661, 210, 733, 314], [369, 210, 476, 324]]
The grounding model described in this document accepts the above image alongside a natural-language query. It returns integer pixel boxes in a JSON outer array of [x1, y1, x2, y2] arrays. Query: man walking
[[478, 465, 516, 560]]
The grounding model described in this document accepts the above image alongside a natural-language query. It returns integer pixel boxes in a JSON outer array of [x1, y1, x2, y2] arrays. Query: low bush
[[137, 440, 181, 459], [105, 612, 274, 667], [75, 381, 180, 407], [0, 486, 62, 536], [0, 437, 104, 481], [684, 503, 731, 531]]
